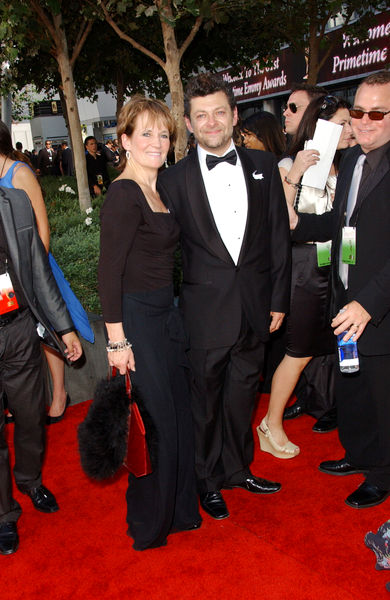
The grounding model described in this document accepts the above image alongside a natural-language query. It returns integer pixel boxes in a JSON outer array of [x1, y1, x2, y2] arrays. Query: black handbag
[[78, 368, 157, 480]]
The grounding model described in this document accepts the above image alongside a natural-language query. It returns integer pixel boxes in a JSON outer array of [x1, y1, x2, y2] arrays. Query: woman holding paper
[[257, 95, 354, 459]]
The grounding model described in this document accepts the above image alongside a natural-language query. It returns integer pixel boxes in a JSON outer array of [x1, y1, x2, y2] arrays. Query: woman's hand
[[107, 347, 135, 374], [93, 184, 102, 196], [289, 149, 320, 181], [104, 322, 135, 374]]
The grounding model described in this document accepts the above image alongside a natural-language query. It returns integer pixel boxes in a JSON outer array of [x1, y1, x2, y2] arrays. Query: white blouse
[[279, 157, 336, 215]]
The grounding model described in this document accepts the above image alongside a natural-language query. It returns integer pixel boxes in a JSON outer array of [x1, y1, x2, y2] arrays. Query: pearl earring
[[164, 159, 168, 169], [126, 150, 130, 161]]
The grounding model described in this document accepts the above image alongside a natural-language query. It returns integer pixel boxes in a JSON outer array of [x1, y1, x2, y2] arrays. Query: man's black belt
[[0, 310, 21, 328]]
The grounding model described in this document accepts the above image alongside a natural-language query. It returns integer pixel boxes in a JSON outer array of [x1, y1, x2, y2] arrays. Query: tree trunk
[[54, 16, 91, 211], [306, 19, 321, 85], [159, 8, 187, 161], [58, 86, 74, 150], [116, 69, 125, 121], [164, 58, 187, 162]]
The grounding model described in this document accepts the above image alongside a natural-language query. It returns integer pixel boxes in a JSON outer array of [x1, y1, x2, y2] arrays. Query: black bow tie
[[206, 150, 237, 170]]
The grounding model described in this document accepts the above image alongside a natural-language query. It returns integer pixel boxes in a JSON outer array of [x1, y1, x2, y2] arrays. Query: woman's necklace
[[0, 156, 7, 179]]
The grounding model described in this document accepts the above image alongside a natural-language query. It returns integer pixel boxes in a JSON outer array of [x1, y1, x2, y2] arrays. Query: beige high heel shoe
[[257, 418, 300, 459]]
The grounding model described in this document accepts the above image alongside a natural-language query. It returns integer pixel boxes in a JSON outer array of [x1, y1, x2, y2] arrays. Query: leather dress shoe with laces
[[0, 522, 19, 555], [319, 458, 367, 476], [223, 475, 281, 494], [312, 408, 337, 433], [200, 491, 229, 520], [283, 401, 305, 420], [345, 482, 390, 509], [23, 485, 59, 513]]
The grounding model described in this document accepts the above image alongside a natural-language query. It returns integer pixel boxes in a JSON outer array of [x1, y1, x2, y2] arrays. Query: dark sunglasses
[[350, 109, 390, 121], [284, 102, 300, 113]]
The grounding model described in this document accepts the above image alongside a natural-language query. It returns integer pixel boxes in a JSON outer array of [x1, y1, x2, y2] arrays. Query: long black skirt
[[123, 285, 200, 550]]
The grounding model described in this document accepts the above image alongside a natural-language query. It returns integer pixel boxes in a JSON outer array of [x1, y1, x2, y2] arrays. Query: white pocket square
[[252, 170, 264, 180]]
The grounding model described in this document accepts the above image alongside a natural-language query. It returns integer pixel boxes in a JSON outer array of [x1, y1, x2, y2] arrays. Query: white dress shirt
[[198, 141, 248, 265]]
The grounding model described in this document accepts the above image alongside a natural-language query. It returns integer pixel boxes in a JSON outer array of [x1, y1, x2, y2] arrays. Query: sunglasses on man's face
[[284, 102, 302, 114], [350, 109, 390, 121]]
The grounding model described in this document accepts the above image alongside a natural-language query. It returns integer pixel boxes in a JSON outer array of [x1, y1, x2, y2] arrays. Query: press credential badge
[[342, 227, 356, 265]]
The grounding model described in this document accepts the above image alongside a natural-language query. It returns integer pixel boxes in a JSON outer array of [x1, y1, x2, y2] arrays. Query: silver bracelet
[[284, 175, 302, 190], [106, 339, 133, 352]]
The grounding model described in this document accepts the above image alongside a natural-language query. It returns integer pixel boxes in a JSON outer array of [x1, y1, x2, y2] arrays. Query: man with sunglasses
[[283, 83, 325, 137], [289, 70, 390, 509]]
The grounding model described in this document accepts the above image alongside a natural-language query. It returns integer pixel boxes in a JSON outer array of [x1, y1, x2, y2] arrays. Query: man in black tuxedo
[[102, 139, 118, 167], [59, 141, 74, 176], [290, 71, 390, 509], [158, 73, 291, 519], [37, 140, 56, 176]]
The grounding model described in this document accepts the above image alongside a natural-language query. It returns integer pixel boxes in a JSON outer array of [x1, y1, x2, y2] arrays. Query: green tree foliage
[[0, 1, 94, 210], [254, 0, 386, 83], [95, 0, 279, 159]]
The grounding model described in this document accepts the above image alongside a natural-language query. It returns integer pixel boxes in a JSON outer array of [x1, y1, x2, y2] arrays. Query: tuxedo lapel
[[236, 147, 262, 266], [352, 150, 390, 220], [185, 151, 233, 264]]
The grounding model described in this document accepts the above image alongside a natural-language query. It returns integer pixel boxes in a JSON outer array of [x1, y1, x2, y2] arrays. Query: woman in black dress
[[257, 95, 354, 459], [98, 96, 200, 551]]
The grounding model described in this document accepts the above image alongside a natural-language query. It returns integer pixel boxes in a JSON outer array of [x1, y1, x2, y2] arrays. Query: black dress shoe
[[170, 521, 202, 534], [0, 522, 19, 555], [23, 485, 59, 513], [319, 458, 367, 476], [200, 492, 229, 520], [312, 408, 337, 433], [345, 482, 390, 509], [46, 394, 71, 425], [283, 401, 305, 420], [224, 475, 281, 494]]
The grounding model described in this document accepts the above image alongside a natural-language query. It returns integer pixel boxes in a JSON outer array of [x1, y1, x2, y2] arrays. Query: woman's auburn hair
[[117, 96, 176, 172]]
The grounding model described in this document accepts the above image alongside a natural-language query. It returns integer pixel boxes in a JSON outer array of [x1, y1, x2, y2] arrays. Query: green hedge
[[41, 176, 102, 314]]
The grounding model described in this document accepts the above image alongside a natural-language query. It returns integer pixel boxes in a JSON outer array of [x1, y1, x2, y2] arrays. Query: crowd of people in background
[[14, 136, 120, 184]]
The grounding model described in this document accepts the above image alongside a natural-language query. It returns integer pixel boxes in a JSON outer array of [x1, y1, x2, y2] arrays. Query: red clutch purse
[[114, 368, 152, 478]]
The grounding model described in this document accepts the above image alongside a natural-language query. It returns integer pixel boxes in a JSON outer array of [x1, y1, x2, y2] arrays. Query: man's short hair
[[61, 140, 68, 147], [290, 82, 327, 99], [15, 142, 23, 151], [184, 73, 236, 117], [361, 70, 390, 87]]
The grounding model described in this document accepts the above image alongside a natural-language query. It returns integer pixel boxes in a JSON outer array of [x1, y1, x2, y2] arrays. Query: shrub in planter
[[41, 176, 102, 314], [50, 223, 101, 314]]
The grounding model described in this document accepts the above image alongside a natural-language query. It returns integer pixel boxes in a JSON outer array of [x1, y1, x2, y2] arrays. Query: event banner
[[220, 11, 389, 102]]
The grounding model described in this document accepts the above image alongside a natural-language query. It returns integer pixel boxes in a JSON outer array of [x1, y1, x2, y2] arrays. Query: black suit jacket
[[61, 147, 74, 176], [0, 186, 74, 356], [292, 143, 390, 355], [158, 146, 291, 349], [37, 147, 56, 175]]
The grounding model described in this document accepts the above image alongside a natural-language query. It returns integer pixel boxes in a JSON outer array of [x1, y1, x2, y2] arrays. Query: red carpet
[[2, 395, 389, 600]]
